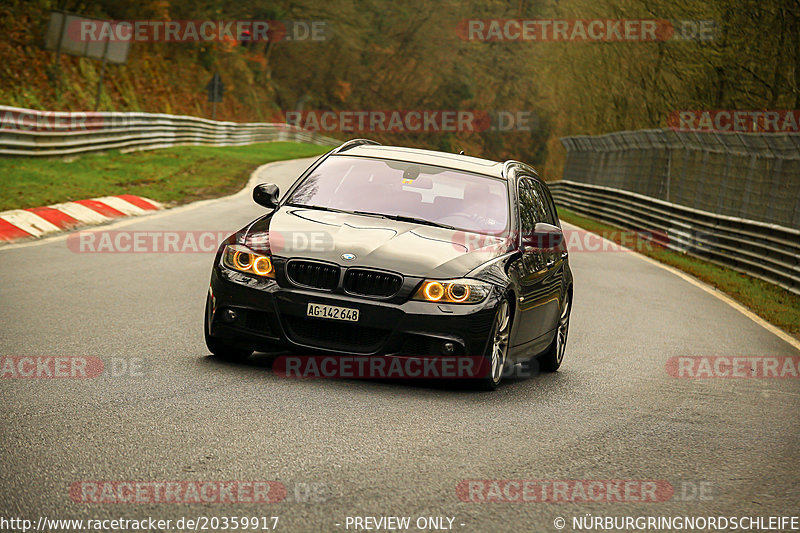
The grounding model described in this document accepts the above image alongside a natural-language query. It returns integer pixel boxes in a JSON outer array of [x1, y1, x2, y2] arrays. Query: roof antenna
[[458, 150, 465, 155]]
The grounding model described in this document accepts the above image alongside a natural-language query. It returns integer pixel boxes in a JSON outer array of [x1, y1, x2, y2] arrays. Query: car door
[[530, 178, 567, 280], [510, 176, 564, 347]]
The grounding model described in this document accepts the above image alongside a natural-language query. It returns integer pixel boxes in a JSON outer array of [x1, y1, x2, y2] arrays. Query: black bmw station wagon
[[205, 140, 573, 389]]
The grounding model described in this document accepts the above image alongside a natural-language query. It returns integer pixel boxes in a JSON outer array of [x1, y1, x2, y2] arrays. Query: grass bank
[[557, 207, 800, 338], [0, 142, 331, 211]]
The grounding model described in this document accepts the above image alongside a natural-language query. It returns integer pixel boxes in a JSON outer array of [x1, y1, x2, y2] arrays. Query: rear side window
[[517, 179, 537, 233], [540, 183, 560, 226], [520, 177, 553, 225], [529, 179, 557, 225]]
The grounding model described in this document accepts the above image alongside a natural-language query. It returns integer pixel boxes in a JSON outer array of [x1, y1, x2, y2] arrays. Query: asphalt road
[[1, 157, 798, 533]]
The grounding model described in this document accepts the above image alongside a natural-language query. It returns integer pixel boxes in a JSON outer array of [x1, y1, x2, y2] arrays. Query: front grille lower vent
[[284, 317, 388, 352]]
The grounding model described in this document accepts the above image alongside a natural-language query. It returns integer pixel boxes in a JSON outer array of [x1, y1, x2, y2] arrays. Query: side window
[[517, 179, 537, 234], [542, 185, 560, 225], [530, 180, 557, 225], [521, 177, 551, 225]]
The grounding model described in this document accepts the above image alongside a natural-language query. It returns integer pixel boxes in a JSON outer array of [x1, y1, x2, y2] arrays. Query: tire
[[537, 293, 571, 372], [474, 298, 512, 390], [204, 295, 253, 362]]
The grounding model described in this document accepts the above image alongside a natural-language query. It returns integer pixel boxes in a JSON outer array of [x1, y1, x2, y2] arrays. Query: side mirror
[[521, 222, 563, 250], [253, 183, 280, 209]]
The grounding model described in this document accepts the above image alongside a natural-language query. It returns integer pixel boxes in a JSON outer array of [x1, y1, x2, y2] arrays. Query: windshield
[[285, 155, 509, 235]]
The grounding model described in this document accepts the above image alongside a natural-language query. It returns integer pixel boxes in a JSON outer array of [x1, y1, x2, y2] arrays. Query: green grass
[[558, 207, 800, 338], [0, 142, 331, 211]]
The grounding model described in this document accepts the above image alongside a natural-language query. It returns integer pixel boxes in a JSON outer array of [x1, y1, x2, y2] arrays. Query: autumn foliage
[[0, 0, 797, 178]]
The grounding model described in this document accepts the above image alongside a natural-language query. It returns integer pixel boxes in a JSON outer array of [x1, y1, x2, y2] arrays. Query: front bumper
[[207, 261, 501, 358]]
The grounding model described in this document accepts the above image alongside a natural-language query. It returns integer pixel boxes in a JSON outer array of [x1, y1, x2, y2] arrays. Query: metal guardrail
[[560, 129, 800, 229], [549, 180, 800, 296], [0, 105, 340, 156]]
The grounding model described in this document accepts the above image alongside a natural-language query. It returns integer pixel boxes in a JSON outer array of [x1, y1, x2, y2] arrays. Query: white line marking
[[561, 221, 800, 352]]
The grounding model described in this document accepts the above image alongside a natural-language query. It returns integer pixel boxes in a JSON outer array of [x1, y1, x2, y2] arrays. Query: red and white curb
[[0, 195, 162, 243]]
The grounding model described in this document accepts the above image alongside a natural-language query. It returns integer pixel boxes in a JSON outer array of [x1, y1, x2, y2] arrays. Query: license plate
[[306, 303, 360, 322]]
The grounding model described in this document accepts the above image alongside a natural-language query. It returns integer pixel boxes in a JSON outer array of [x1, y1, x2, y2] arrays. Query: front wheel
[[537, 294, 571, 372], [204, 295, 253, 362], [474, 298, 511, 390]]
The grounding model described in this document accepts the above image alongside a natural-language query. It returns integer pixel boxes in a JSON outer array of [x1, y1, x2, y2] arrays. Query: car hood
[[243, 207, 510, 279]]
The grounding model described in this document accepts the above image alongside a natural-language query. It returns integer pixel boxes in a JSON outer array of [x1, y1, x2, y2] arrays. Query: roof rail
[[334, 138, 381, 153], [502, 160, 539, 179]]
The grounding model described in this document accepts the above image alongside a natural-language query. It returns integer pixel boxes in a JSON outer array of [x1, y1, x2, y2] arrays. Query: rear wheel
[[475, 298, 511, 390], [204, 295, 253, 362], [537, 294, 570, 372]]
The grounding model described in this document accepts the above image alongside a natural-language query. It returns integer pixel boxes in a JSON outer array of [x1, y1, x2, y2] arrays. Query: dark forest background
[[1, 0, 798, 177]]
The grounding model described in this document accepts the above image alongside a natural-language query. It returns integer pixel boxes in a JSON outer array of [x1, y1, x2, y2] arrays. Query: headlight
[[222, 244, 274, 278], [412, 279, 490, 304]]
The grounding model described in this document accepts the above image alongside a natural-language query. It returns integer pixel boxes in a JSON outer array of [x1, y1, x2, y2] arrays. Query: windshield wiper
[[289, 205, 458, 231], [351, 211, 458, 231], [285, 203, 349, 214]]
